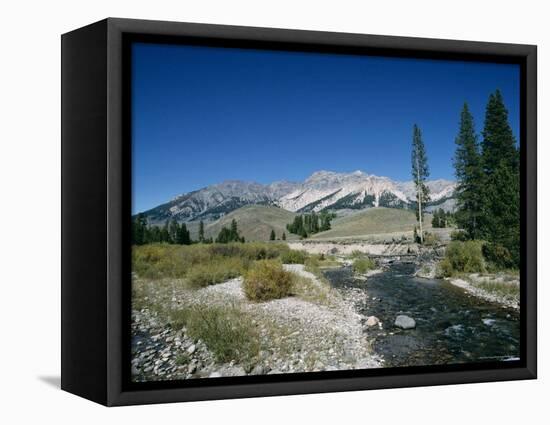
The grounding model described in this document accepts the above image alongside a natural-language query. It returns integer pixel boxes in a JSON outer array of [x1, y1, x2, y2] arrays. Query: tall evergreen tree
[[216, 227, 232, 244], [161, 220, 171, 243], [198, 220, 205, 243], [176, 223, 191, 245], [149, 226, 161, 243], [282, 232, 286, 241], [270, 229, 276, 240], [132, 214, 148, 245], [230, 219, 239, 240], [454, 103, 484, 239], [481, 90, 519, 175], [411, 124, 430, 244], [216, 220, 242, 244], [480, 90, 520, 265]]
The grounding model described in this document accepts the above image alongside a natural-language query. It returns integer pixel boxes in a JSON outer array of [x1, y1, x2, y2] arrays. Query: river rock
[[214, 365, 247, 377], [365, 316, 380, 327], [250, 364, 267, 375], [394, 315, 416, 329]]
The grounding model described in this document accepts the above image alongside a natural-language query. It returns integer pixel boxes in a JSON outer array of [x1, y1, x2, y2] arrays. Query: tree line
[[411, 89, 519, 268], [453, 90, 519, 267], [132, 216, 246, 245], [270, 229, 286, 241], [431, 208, 454, 228], [286, 211, 335, 238], [215, 219, 245, 243], [132, 214, 192, 245]]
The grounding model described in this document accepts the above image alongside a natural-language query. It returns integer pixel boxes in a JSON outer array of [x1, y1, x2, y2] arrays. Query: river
[[323, 262, 520, 367]]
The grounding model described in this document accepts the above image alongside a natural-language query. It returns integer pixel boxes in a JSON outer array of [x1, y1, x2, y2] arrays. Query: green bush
[[352, 257, 376, 274], [208, 242, 289, 261], [451, 230, 469, 241], [132, 242, 292, 283], [280, 249, 308, 264], [482, 243, 515, 271], [243, 260, 293, 301], [168, 304, 259, 363], [185, 257, 245, 288], [132, 244, 188, 279], [438, 241, 485, 277]]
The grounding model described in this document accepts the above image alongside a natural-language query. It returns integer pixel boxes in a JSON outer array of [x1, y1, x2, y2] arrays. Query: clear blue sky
[[132, 42, 519, 213]]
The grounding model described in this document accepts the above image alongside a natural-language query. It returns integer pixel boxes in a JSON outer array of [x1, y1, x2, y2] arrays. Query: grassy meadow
[[310, 207, 432, 240]]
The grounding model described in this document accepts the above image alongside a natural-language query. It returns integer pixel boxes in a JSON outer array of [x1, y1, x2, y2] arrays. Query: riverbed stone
[[366, 316, 380, 327], [394, 315, 416, 329]]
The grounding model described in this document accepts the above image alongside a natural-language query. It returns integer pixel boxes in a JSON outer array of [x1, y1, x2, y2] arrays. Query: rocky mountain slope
[[138, 170, 456, 224]]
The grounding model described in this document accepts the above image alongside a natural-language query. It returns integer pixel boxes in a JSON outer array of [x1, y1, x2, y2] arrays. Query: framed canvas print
[[61, 18, 537, 406]]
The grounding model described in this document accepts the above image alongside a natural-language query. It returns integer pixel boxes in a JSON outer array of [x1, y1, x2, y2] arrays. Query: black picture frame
[[61, 17, 537, 406]]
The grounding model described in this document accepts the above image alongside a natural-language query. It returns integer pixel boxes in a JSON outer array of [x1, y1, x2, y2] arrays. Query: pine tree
[[198, 220, 205, 242], [230, 219, 239, 241], [319, 211, 334, 231], [216, 220, 242, 243], [176, 223, 191, 245], [161, 220, 171, 243], [216, 227, 231, 243], [282, 232, 286, 241], [431, 209, 440, 228], [149, 226, 161, 243], [454, 103, 484, 239], [411, 124, 430, 243], [480, 90, 520, 266], [270, 229, 276, 240], [168, 219, 179, 243], [132, 214, 148, 245], [481, 90, 519, 175], [310, 211, 319, 233]]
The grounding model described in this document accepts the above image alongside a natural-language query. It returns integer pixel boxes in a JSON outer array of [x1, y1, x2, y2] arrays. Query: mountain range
[[138, 170, 456, 224]]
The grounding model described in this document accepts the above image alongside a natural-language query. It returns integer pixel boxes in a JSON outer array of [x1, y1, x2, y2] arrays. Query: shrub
[[352, 257, 376, 274], [169, 304, 259, 363], [423, 232, 441, 246], [280, 249, 307, 264], [208, 242, 288, 261], [132, 244, 188, 279], [482, 243, 515, 271], [291, 274, 332, 305], [304, 255, 319, 271], [185, 257, 244, 288], [475, 280, 519, 300], [243, 260, 293, 301], [438, 241, 485, 277], [350, 250, 364, 259], [451, 230, 468, 241], [132, 242, 290, 283]]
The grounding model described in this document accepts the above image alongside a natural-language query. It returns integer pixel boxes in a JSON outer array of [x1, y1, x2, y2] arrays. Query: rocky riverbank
[[288, 241, 419, 256], [448, 273, 520, 310], [131, 264, 381, 382]]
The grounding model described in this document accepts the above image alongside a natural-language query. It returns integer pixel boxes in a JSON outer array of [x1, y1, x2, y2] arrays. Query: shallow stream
[[323, 263, 520, 367]]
